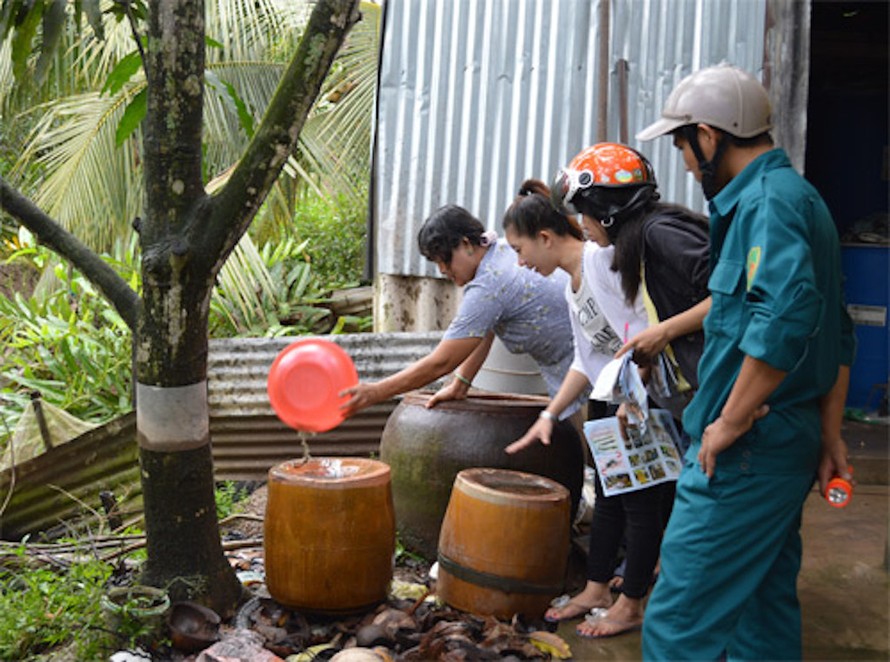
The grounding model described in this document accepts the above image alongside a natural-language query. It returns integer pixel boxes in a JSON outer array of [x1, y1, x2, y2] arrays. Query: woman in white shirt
[[503, 177, 668, 640]]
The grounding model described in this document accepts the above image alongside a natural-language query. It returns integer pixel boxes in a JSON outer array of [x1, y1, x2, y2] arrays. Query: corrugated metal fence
[[0, 413, 139, 539], [207, 333, 443, 478], [0, 332, 442, 539]]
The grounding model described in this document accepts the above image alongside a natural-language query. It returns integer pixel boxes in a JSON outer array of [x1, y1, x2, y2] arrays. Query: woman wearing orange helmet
[[553, 142, 712, 402], [504, 143, 710, 639]]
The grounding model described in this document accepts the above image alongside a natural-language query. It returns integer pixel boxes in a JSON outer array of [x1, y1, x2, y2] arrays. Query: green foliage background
[[0, 0, 378, 444], [0, 1, 377, 656], [0, 192, 369, 445]]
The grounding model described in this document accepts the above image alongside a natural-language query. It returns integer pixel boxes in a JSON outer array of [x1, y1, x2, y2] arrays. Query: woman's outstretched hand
[[339, 382, 381, 418], [615, 323, 670, 362], [425, 377, 470, 408], [505, 417, 553, 454]]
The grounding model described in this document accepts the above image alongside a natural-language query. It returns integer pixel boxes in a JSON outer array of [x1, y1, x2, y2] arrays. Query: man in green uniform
[[636, 63, 855, 660]]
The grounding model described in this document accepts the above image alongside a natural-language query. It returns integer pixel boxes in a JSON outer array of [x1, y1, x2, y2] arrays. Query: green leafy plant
[[0, 238, 135, 444], [0, 197, 369, 444], [288, 192, 368, 290], [100, 584, 170, 649], [331, 314, 373, 334], [394, 534, 426, 565], [219, 190, 370, 336], [0, 546, 113, 659], [215, 481, 250, 519], [209, 235, 332, 338], [3, 0, 379, 256]]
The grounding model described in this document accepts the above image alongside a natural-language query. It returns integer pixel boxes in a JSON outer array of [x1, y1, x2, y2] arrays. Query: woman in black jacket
[[553, 142, 711, 419]]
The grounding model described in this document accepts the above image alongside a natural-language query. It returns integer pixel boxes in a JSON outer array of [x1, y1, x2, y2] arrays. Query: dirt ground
[[204, 482, 570, 661]]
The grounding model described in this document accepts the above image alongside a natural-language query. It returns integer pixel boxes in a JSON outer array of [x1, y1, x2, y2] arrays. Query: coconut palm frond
[[208, 62, 287, 120], [290, 1, 379, 205], [283, 155, 326, 200], [206, 0, 303, 63], [314, 2, 380, 127], [5, 0, 377, 253], [304, 69, 376, 174], [306, 77, 375, 163], [203, 61, 287, 178], [203, 39, 377, 204], [0, 40, 12, 110], [72, 4, 147, 90], [204, 151, 297, 247], [214, 233, 280, 327], [264, 0, 314, 34], [13, 89, 144, 251], [296, 130, 364, 202], [0, 2, 132, 117]]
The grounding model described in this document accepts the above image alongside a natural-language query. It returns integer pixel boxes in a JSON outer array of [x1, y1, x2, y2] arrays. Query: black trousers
[[585, 473, 673, 599]]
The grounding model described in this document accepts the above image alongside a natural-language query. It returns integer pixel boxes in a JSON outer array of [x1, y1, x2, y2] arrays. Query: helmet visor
[[550, 167, 593, 216]]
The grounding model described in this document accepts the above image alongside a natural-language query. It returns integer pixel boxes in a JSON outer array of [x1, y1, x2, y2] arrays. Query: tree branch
[[0, 177, 141, 329], [119, 0, 151, 86], [204, 0, 361, 269]]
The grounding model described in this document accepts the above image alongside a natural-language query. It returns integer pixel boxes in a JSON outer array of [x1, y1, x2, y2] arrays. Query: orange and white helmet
[[551, 143, 657, 226]]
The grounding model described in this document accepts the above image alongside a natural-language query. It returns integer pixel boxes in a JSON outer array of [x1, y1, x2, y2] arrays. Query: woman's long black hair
[[611, 200, 709, 305]]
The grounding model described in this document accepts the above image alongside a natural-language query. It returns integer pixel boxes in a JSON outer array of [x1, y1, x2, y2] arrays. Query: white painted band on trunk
[[136, 381, 209, 451]]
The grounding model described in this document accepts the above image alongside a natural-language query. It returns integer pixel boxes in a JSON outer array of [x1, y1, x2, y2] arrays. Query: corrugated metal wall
[[615, 0, 768, 209], [375, 0, 604, 278], [0, 413, 140, 539], [374, 0, 767, 283]]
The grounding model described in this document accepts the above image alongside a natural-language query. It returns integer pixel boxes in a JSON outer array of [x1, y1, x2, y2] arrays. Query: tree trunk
[[133, 0, 360, 614], [128, 0, 239, 613], [136, 273, 243, 612]]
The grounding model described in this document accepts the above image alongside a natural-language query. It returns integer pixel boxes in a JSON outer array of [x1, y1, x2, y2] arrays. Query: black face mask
[[682, 125, 727, 200]]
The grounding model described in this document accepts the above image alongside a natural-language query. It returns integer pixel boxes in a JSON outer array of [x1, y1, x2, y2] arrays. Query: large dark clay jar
[[379, 391, 584, 559]]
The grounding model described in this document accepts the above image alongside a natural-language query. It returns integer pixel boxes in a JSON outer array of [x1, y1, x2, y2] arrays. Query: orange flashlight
[[824, 466, 854, 508]]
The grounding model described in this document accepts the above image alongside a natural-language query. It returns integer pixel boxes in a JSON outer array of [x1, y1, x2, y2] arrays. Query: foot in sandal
[[544, 581, 612, 622], [575, 594, 644, 638]]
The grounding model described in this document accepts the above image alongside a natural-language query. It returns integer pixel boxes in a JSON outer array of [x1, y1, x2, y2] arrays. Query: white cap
[[637, 63, 772, 141]]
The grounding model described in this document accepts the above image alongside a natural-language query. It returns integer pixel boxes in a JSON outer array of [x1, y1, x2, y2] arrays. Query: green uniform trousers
[[642, 459, 815, 661]]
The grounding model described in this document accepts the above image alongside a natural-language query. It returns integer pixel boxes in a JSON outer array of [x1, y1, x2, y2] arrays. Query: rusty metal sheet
[[0, 413, 140, 540]]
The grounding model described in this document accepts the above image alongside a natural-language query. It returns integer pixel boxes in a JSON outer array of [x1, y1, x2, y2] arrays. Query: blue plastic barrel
[[841, 244, 889, 410]]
